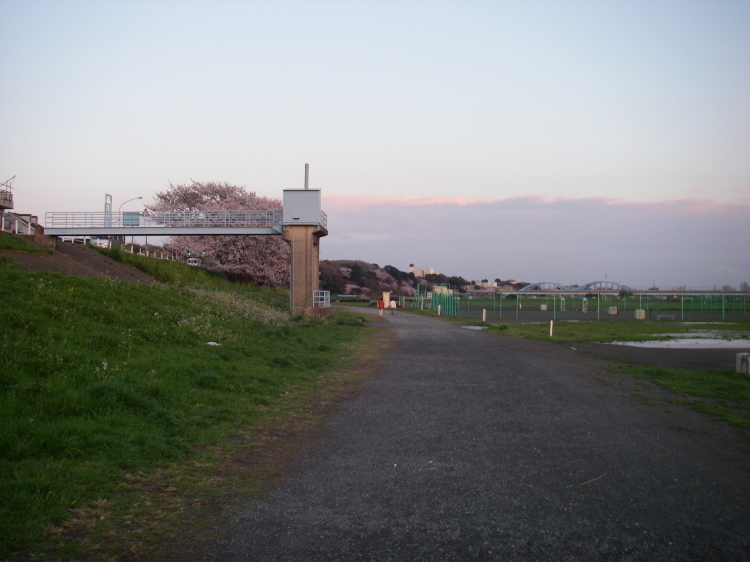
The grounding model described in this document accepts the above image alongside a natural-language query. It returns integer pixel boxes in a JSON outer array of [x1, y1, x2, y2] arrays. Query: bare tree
[[149, 181, 290, 286]]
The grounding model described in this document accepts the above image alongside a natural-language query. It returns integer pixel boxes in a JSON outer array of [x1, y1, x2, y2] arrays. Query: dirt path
[[209, 309, 750, 560]]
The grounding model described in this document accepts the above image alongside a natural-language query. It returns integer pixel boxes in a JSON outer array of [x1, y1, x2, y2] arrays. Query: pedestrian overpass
[[43, 209, 289, 237], [43, 189, 328, 315]]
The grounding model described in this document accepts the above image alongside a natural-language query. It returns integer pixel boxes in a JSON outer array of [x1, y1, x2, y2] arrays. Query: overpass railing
[[0, 189, 12, 209], [45, 210, 283, 229]]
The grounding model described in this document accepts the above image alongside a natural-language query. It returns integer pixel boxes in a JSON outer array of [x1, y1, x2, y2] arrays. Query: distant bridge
[[519, 280, 633, 292], [519, 282, 574, 292], [577, 280, 633, 292]]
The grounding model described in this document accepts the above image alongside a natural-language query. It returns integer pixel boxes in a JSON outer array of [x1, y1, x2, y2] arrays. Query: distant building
[[409, 264, 438, 278], [2, 212, 39, 235], [1, 178, 41, 235], [463, 280, 516, 294]]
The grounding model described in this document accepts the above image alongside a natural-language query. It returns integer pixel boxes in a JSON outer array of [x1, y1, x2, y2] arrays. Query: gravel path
[[211, 309, 750, 561]]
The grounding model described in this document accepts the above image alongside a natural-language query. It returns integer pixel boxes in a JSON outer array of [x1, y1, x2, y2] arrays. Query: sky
[[1, 0, 748, 289]]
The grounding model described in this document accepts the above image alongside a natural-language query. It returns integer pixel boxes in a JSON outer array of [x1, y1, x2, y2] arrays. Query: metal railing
[[0, 189, 12, 208], [2, 212, 38, 234], [313, 290, 331, 308], [45, 209, 283, 229]]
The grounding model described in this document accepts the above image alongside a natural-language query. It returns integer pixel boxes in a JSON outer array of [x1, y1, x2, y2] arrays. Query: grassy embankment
[[0, 235, 383, 559]]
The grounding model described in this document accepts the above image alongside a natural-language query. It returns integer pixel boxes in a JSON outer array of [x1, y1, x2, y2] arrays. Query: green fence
[[411, 284, 459, 316], [415, 292, 750, 321]]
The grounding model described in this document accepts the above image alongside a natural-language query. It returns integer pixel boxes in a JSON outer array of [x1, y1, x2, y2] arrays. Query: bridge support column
[[282, 225, 328, 316]]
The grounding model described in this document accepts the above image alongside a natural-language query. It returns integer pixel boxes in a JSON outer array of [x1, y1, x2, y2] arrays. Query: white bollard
[[737, 353, 750, 375], [550, 320, 554, 337], [482, 309, 486, 322], [437, 305, 441, 316]]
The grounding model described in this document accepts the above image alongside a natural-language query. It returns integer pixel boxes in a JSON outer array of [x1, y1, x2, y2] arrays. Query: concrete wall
[[282, 225, 324, 314], [21, 234, 56, 251]]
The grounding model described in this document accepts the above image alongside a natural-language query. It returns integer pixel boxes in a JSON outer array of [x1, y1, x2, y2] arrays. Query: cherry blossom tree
[[149, 181, 290, 286]]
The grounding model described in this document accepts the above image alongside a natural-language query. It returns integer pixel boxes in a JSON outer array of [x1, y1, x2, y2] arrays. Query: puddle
[[608, 339, 750, 349], [608, 327, 750, 348], [680, 322, 736, 325], [654, 331, 746, 339]]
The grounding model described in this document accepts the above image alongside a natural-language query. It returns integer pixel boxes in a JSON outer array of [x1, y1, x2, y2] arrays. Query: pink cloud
[[324, 193, 497, 211], [324, 192, 738, 215], [320, 192, 749, 288]]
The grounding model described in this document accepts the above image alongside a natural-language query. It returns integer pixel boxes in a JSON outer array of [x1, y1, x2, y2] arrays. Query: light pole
[[118, 196, 142, 253], [118, 196, 143, 215]]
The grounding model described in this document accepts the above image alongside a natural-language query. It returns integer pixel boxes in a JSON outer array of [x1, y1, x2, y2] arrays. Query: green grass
[[0, 231, 52, 253], [621, 365, 750, 429], [481, 318, 750, 343], [0, 255, 370, 558]]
